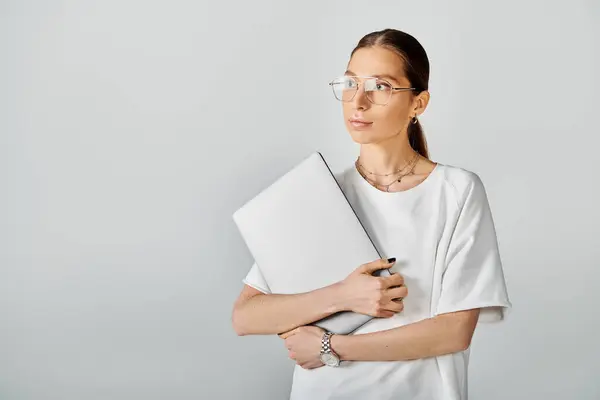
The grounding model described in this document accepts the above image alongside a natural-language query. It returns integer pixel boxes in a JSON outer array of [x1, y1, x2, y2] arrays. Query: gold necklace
[[355, 151, 420, 192], [356, 154, 413, 177]]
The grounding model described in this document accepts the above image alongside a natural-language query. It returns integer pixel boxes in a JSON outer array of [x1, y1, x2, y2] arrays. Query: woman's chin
[[348, 130, 381, 144]]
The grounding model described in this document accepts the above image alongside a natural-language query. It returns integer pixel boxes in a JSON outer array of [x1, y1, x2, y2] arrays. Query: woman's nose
[[352, 85, 370, 109]]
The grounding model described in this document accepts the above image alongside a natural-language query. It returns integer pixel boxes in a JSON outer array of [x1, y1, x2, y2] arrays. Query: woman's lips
[[349, 120, 373, 129]]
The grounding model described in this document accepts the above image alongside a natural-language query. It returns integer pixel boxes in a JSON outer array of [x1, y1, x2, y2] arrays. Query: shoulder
[[437, 162, 488, 209]]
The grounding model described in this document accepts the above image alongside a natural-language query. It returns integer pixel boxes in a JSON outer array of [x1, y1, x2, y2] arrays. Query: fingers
[[385, 285, 408, 301], [383, 298, 404, 313], [373, 297, 405, 317], [381, 272, 404, 289], [300, 360, 324, 369], [278, 328, 298, 339], [375, 307, 397, 318], [378, 293, 406, 314], [376, 281, 407, 316], [359, 257, 396, 275]]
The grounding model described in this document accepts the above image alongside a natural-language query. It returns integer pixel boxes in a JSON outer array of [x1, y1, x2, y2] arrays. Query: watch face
[[320, 352, 340, 366]]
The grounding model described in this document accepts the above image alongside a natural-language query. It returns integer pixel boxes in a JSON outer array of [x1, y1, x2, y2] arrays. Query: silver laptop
[[232, 151, 391, 334]]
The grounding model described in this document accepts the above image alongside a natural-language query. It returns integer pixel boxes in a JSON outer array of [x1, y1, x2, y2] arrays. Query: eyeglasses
[[328, 75, 416, 106]]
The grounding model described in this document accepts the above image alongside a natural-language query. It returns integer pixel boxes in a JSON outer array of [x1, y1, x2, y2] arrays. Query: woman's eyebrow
[[344, 70, 402, 84]]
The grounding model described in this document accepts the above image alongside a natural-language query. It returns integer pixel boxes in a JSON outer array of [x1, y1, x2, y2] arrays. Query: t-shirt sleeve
[[435, 173, 512, 322], [242, 262, 272, 294]]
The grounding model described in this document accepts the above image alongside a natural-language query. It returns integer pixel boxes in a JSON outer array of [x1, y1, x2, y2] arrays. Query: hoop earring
[[412, 115, 418, 124]]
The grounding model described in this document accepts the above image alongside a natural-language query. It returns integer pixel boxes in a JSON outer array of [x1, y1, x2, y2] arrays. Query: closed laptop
[[232, 151, 390, 334]]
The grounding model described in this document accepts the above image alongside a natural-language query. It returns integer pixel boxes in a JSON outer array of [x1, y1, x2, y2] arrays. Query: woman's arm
[[232, 283, 347, 336], [330, 308, 480, 361], [232, 258, 405, 336]]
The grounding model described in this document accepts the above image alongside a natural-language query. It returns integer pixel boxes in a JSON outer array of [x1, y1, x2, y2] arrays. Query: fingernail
[[387, 257, 396, 263]]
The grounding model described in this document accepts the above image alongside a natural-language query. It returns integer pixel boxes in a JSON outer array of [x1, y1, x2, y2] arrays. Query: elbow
[[449, 308, 479, 353], [231, 307, 250, 336], [232, 291, 271, 336], [453, 323, 476, 352], [455, 334, 472, 352]]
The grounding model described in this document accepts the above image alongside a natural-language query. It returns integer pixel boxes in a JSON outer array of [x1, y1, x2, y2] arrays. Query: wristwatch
[[319, 331, 340, 367]]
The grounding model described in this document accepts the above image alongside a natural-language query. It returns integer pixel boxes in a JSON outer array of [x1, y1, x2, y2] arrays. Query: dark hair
[[350, 29, 431, 159]]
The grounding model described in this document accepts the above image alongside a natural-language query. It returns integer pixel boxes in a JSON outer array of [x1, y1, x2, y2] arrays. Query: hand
[[278, 326, 326, 370], [339, 258, 407, 318]]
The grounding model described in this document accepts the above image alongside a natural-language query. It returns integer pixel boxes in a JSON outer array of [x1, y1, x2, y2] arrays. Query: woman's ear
[[413, 90, 431, 116]]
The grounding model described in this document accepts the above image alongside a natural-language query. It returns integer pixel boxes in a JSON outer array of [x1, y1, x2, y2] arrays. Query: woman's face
[[341, 46, 422, 145]]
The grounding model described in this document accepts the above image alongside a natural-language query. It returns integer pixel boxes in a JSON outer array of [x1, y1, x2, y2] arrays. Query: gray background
[[2, 1, 599, 399]]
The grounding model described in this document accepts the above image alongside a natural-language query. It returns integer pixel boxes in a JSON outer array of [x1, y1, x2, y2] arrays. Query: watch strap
[[321, 331, 334, 354]]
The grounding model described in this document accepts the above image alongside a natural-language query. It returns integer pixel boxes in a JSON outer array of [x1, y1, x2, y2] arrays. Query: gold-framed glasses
[[328, 75, 416, 105]]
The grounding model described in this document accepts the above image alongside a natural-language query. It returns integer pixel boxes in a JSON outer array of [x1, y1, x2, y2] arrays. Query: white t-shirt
[[242, 161, 512, 400]]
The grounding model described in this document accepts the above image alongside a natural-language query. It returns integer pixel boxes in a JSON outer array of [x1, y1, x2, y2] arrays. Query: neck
[[357, 139, 419, 176]]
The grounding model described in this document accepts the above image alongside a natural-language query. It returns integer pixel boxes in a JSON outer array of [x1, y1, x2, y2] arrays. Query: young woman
[[232, 28, 511, 400]]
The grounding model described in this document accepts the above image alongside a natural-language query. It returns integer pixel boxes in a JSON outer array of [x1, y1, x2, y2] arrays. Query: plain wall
[[1, 1, 599, 399]]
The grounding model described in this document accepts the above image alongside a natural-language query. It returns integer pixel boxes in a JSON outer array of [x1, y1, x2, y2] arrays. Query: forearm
[[233, 282, 347, 336], [331, 310, 479, 361]]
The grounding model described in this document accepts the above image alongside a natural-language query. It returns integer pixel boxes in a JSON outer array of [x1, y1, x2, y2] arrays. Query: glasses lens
[[330, 76, 392, 105], [330, 76, 357, 102], [365, 78, 392, 105]]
